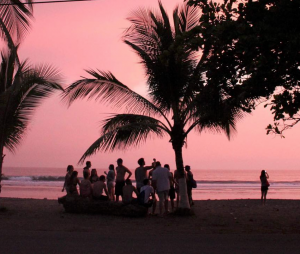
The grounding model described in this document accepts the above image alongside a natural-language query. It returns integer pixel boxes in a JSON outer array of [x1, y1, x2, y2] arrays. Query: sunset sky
[[3, 0, 300, 171]]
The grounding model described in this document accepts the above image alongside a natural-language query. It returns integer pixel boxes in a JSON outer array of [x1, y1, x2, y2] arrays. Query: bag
[[266, 180, 270, 187], [192, 179, 197, 188]]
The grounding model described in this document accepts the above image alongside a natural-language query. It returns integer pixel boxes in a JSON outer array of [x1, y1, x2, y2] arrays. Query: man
[[92, 175, 109, 201], [122, 179, 139, 204], [139, 178, 156, 214], [83, 161, 91, 177], [115, 158, 132, 202], [80, 171, 92, 198], [135, 158, 153, 192], [152, 161, 171, 216]]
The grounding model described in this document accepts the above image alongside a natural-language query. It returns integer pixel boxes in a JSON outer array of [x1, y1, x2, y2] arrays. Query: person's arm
[[144, 165, 153, 170], [266, 172, 269, 179], [125, 167, 132, 180], [104, 184, 109, 198], [133, 186, 139, 196]]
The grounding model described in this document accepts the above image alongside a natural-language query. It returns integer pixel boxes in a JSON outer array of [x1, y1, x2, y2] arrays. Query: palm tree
[[63, 1, 246, 209], [0, 49, 63, 192]]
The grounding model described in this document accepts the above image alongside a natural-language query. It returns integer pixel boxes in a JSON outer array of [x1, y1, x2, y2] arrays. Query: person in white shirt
[[152, 161, 171, 216], [139, 179, 156, 214]]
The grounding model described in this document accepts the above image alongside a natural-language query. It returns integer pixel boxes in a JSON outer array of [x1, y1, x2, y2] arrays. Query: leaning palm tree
[[63, 1, 247, 209], [0, 48, 63, 192]]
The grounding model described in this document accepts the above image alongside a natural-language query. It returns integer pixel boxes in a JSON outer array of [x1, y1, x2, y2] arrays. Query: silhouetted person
[[135, 158, 153, 192], [80, 171, 92, 198], [69, 171, 80, 196], [62, 165, 74, 194], [260, 170, 270, 205], [115, 158, 132, 202], [152, 161, 171, 216], [185, 165, 194, 206], [122, 179, 139, 204], [139, 178, 156, 214], [105, 164, 116, 201], [83, 161, 91, 177], [164, 164, 176, 211], [92, 175, 109, 200], [90, 168, 98, 183]]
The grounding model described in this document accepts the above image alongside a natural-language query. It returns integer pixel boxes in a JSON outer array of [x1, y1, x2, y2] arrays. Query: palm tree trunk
[[173, 143, 190, 209], [0, 143, 4, 194]]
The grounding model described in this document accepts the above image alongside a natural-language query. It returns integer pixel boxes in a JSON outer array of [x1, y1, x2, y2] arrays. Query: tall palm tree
[[63, 1, 247, 209], [0, 49, 63, 192]]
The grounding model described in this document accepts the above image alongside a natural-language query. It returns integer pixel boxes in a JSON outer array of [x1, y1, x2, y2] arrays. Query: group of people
[[62, 158, 195, 216]]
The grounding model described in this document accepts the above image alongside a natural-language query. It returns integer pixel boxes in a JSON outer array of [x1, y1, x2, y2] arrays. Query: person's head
[[117, 158, 123, 166], [67, 165, 74, 173], [138, 158, 145, 166], [261, 170, 266, 177], [86, 161, 91, 168], [83, 171, 89, 179], [70, 171, 78, 179], [125, 179, 132, 185], [143, 178, 150, 186], [185, 165, 191, 172], [109, 164, 114, 170], [99, 175, 106, 181], [91, 168, 97, 176], [155, 161, 161, 167], [164, 164, 170, 170]]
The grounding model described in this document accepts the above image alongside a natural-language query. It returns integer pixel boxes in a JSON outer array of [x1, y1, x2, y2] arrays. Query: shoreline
[[1, 198, 300, 234]]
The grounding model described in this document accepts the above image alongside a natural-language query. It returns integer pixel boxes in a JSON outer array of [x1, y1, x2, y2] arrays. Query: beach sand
[[1, 198, 300, 253]]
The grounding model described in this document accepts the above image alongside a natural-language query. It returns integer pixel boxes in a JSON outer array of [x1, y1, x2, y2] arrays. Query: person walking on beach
[[152, 161, 171, 216], [135, 158, 153, 192], [115, 158, 132, 202], [105, 164, 116, 201], [260, 170, 270, 205], [185, 165, 194, 206], [62, 165, 74, 194]]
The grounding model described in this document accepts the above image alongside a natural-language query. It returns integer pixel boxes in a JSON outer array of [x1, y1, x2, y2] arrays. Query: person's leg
[[111, 187, 115, 201], [264, 190, 268, 205], [170, 198, 174, 211], [261, 191, 264, 205], [152, 199, 157, 214], [164, 191, 169, 214]]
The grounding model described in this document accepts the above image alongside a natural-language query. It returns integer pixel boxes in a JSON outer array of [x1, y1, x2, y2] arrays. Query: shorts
[[169, 186, 175, 199], [261, 186, 269, 192], [107, 181, 115, 188], [157, 190, 169, 202], [115, 181, 125, 196]]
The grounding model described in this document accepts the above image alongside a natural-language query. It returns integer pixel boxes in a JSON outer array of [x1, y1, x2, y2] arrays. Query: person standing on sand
[[260, 170, 270, 205], [164, 164, 177, 212], [62, 165, 74, 194], [152, 161, 171, 216], [105, 164, 116, 201], [135, 158, 153, 192], [115, 158, 132, 202], [185, 165, 194, 206], [83, 161, 92, 177]]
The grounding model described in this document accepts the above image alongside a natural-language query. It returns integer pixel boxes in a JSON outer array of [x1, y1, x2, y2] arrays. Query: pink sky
[[3, 0, 300, 171]]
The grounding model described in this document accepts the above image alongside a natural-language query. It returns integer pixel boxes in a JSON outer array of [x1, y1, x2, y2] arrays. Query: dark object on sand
[[58, 195, 147, 217]]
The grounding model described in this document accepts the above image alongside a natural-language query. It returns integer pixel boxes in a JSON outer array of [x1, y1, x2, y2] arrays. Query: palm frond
[[78, 114, 168, 163], [0, 0, 33, 43], [62, 69, 162, 116]]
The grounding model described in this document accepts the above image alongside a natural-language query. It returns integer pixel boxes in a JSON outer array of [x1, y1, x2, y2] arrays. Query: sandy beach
[[1, 198, 300, 253]]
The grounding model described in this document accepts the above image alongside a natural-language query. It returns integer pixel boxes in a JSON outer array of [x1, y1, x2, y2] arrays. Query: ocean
[[1, 167, 300, 200]]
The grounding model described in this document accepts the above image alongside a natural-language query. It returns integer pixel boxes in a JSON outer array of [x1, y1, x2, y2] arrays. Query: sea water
[[1, 167, 300, 200]]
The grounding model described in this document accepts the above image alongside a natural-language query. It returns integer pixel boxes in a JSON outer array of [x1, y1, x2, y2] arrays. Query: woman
[[62, 165, 74, 194], [69, 171, 80, 196], [164, 164, 176, 211], [90, 168, 98, 183], [105, 164, 116, 201], [260, 170, 270, 205], [185, 165, 194, 206]]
